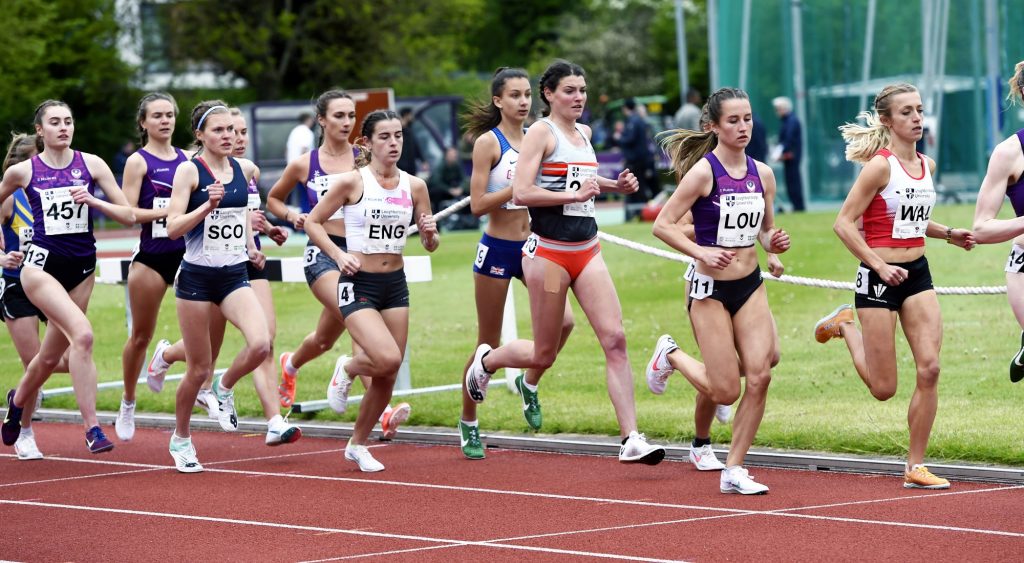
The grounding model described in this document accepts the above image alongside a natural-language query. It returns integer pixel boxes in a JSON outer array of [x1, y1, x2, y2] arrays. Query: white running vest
[[344, 168, 414, 254]]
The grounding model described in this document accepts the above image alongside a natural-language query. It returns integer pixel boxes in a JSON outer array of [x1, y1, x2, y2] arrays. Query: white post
[[738, 0, 751, 91], [708, 0, 720, 90], [501, 285, 521, 393], [675, 0, 688, 100], [789, 0, 809, 207]]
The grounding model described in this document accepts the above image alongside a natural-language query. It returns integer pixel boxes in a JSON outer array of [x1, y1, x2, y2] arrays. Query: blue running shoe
[[2, 389, 24, 446], [85, 425, 114, 454]]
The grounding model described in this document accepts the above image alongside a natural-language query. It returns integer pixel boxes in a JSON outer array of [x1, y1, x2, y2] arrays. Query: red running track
[[2, 422, 1022, 562]]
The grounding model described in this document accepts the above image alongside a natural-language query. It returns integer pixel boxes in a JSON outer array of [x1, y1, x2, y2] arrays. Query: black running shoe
[[1011, 331, 1024, 383], [2, 389, 24, 446]]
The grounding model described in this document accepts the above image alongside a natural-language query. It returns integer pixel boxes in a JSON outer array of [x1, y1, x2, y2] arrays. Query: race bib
[[247, 193, 261, 212], [22, 244, 49, 270], [892, 186, 935, 239], [310, 174, 345, 220], [41, 187, 88, 235], [716, 192, 764, 247], [303, 245, 321, 267], [0, 278, 5, 301], [152, 197, 170, 239], [854, 265, 871, 295], [522, 233, 538, 259], [1006, 244, 1024, 274], [202, 207, 247, 255], [683, 261, 696, 282], [18, 226, 33, 248], [474, 242, 489, 268], [563, 164, 597, 218], [689, 270, 714, 300], [337, 281, 354, 307]]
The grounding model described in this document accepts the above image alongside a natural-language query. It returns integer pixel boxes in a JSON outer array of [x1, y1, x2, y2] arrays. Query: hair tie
[[196, 105, 227, 130]]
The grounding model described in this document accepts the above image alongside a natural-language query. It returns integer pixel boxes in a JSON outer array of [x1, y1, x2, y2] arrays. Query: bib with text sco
[[892, 186, 935, 239], [41, 187, 88, 235], [203, 208, 247, 255], [563, 164, 597, 218], [716, 192, 764, 247]]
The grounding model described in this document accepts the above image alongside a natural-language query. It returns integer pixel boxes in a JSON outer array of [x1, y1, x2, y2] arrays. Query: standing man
[[286, 112, 316, 212], [620, 98, 655, 219], [773, 96, 804, 212], [674, 88, 702, 131], [396, 107, 424, 177]]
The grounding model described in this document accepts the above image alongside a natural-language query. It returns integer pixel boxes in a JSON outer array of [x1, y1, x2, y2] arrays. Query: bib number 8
[[854, 266, 869, 295]]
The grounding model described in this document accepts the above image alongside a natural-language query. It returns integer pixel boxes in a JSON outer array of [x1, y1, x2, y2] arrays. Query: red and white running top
[[860, 148, 935, 248]]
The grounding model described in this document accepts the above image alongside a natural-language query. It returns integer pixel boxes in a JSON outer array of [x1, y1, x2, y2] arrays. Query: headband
[[196, 105, 227, 130]]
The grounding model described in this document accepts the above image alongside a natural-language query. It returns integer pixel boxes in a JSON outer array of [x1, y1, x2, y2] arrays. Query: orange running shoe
[[904, 464, 950, 489], [380, 403, 411, 440], [814, 304, 855, 343], [278, 352, 297, 408]]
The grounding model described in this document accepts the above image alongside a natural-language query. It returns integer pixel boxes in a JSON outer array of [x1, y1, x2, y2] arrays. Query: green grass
[[6, 203, 1024, 465]]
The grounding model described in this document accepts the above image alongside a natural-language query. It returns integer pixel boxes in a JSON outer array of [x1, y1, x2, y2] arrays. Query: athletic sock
[[285, 356, 298, 376], [692, 437, 711, 448], [267, 414, 282, 428], [522, 379, 538, 393], [460, 419, 478, 427]]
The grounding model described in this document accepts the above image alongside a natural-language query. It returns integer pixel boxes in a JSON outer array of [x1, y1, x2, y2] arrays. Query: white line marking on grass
[[0, 499, 686, 562]]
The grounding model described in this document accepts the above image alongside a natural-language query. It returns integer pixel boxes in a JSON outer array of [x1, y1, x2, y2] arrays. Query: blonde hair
[[3, 133, 38, 173], [660, 87, 748, 178], [838, 83, 918, 163], [1009, 61, 1024, 106]]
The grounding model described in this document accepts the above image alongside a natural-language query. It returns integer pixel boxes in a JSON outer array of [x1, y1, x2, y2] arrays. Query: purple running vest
[[137, 148, 188, 254], [1006, 130, 1024, 217], [25, 151, 96, 257], [692, 153, 764, 248]]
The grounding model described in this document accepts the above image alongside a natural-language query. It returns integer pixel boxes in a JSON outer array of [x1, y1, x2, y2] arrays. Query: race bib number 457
[[41, 187, 88, 235]]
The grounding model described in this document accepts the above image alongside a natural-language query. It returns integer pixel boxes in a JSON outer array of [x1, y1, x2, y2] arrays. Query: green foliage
[[0, 0, 137, 159]]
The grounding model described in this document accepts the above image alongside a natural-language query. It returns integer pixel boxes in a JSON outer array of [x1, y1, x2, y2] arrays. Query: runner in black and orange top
[[816, 83, 974, 490], [464, 59, 665, 465]]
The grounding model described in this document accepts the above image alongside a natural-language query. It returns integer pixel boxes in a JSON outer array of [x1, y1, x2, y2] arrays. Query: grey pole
[[984, 0, 1002, 151], [708, 0, 720, 90], [675, 0, 689, 102], [790, 0, 809, 206]]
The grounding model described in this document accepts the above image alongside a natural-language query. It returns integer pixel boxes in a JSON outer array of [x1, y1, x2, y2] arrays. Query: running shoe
[[465, 343, 494, 403], [715, 404, 732, 424], [380, 402, 411, 440], [458, 419, 485, 460], [904, 464, 950, 489], [327, 355, 353, 414], [720, 465, 769, 494], [146, 339, 172, 393], [85, 426, 114, 454], [2, 389, 24, 446], [618, 431, 666, 465], [1010, 331, 1024, 383], [14, 428, 43, 460], [211, 374, 238, 432], [114, 398, 136, 441], [265, 415, 301, 446], [646, 334, 679, 394], [814, 304, 854, 343], [169, 435, 203, 473], [515, 374, 542, 430], [690, 443, 726, 471], [278, 352, 297, 408], [344, 441, 384, 472], [195, 389, 219, 419]]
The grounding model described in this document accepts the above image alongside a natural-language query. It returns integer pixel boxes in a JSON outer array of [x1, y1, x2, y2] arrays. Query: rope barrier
[[409, 195, 471, 236], [595, 231, 1007, 295]]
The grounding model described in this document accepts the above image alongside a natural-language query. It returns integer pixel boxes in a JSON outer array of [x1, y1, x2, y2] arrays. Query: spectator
[[773, 96, 805, 212], [747, 113, 768, 163], [286, 112, 316, 211], [674, 88, 702, 131], [112, 140, 135, 185], [428, 146, 465, 216], [620, 98, 656, 219], [396, 107, 424, 176]]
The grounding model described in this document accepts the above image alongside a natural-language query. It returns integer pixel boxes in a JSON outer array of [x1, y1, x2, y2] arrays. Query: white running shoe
[[618, 431, 666, 465], [465, 343, 493, 403], [211, 374, 237, 432], [146, 339, 172, 393], [195, 389, 219, 419], [14, 428, 43, 460], [114, 398, 136, 441], [169, 435, 203, 473], [720, 465, 769, 495], [380, 402, 410, 440], [645, 335, 679, 395], [327, 355, 353, 414], [715, 404, 732, 424], [689, 444, 726, 471], [344, 441, 384, 472], [265, 415, 302, 446]]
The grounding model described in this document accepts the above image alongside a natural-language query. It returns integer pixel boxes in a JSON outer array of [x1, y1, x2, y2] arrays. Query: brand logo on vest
[[71, 168, 82, 179], [745, 180, 756, 192], [873, 284, 887, 298]]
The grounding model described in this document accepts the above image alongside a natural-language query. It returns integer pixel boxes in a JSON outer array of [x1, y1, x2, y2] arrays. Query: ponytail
[[660, 87, 748, 178], [1008, 61, 1024, 106], [463, 67, 530, 140], [3, 133, 38, 173], [838, 82, 917, 163]]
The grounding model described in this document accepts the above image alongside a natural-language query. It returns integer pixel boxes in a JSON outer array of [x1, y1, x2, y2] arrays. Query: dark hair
[[624, 97, 637, 110], [660, 87, 750, 177], [1009, 61, 1024, 106], [33, 100, 71, 129], [3, 133, 38, 173], [463, 67, 531, 139], [355, 109, 401, 167], [299, 111, 313, 122], [538, 59, 585, 117], [189, 99, 230, 155], [314, 89, 354, 147], [399, 107, 413, 119], [136, 92, 179, 147]]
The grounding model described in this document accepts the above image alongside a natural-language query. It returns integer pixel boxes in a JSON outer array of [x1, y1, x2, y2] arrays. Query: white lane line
[[771, 512, 1024, 538], [0, 467, 165, 488], [205, 448, 344, 466], [0, 499, 686, 563]]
